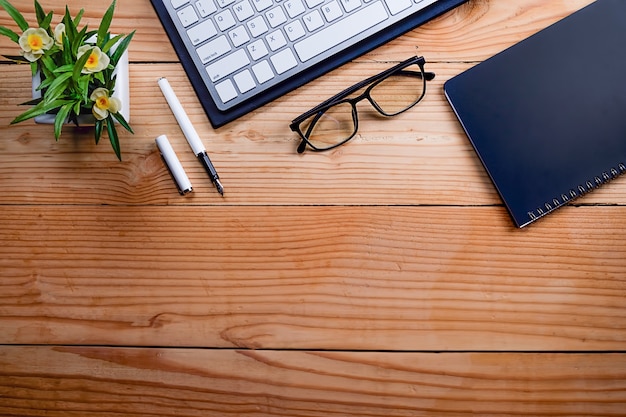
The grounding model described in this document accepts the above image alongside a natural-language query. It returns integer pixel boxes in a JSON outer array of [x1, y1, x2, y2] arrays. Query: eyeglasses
[[290, 56, 435, 154]]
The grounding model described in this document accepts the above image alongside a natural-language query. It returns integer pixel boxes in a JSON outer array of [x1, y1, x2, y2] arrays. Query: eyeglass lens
[[299, 62, 426, 151]]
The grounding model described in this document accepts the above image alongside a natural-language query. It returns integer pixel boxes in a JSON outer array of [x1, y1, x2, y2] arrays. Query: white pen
[[157, 77, 223, 195], [155, 134, 193, 195]]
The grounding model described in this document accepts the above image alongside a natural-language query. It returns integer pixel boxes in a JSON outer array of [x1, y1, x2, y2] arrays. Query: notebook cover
[[444, 0, 626, 228], [151, 0, 468, 128]]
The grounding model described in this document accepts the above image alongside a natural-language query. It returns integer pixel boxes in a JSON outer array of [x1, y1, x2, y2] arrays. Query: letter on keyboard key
[[206, 49, 250, 82], [233, 0, 255, 21], [294, 1, 388, 62], [322, 1, 343, 22], [284, 0, 306, 18], [270, 49, 297, 74]]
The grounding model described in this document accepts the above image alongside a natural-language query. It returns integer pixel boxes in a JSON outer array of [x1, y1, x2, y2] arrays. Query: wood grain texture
[[1, 347, 626, 417], [0, 0, 624, 415], [2, 205, 625, 349], [2, 63, 626, 206]]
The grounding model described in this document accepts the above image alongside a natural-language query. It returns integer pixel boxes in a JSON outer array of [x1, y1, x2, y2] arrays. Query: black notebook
[[444, 0, 626, 228]]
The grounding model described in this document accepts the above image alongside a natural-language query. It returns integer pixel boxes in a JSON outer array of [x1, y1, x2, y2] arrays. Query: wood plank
[[2, 205, 625, 349], [2, 62, 626, 206], [1, 346, 625, 416]]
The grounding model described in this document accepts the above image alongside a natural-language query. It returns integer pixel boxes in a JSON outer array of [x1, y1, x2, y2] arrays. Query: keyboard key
[[322, 1, 343, 22], [340, 0, 362, 13], [247, 39, 269, 60], [234, 70, 256, 93], [266, 6, 287, 28], [233, 0, 255, 21], [265, 30, 287, 51], [197, 35, 231, 63], [284, 0, 306, 18], [228, 25, 250, 47], [206, 49, 250, 81], [215, 79, 238, 103], [171, 0, 190, 9], [270, 49, 298, 74], [305, 0, 325, 6], [384, 0, 411, 15], [303, 10, 324, 31], [247, 16, 269, 37], [295, 1, 388, 62], [215, 10, 237, 31], [187, 19, 217, 45], [252, 60, 274, 83], [217, 0, 236, 6], [177, 5, 199, 27], [195, 0, 217, 17], [285, 20, 306, 41], [252, 0, 273, 12]]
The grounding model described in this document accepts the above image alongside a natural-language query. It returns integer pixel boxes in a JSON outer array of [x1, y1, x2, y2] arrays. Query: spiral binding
[[527, 162, 626, 221]]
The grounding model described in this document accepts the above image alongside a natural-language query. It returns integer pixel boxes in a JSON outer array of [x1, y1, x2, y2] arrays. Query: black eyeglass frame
[[290, 56, 435, 153]]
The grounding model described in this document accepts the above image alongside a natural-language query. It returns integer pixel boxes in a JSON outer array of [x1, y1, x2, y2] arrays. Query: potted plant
[[0, 0, 134, 160]]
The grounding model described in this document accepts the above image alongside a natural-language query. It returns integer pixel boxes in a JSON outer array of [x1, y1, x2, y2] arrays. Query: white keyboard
[[163, 0, 439, 111]]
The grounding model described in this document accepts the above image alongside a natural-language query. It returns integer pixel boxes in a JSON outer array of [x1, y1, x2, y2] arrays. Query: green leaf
[[97, 0, 115, 47], [73, 100, 82, 116], [34, 0, 45, 25], [73, 24, 89, 51], [73, 8, 84, 27], [52, 64, 74, 73], [0, 25, 19, 43], [40, 54, 56, 73], [34, 2, 53, 31], [41, 11, 54, 31], [109, 31, 134, 67], [94, 119, 103, 144], [105, 115, 122, 161], [62, 6, 78, 41], [103, 34, 123, 54], [112, 111, 133, 134], [53, 102, 73, 141], [43, 71, 72, 103], [78, 75, 90, 102], [94, 71, 105, 85], [0, 0, 29, 31], [62, 33, 72, 63], [11, 98, 73, 124]]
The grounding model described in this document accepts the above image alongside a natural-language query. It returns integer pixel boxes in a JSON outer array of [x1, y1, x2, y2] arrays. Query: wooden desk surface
[[2, 0, 625, 415]]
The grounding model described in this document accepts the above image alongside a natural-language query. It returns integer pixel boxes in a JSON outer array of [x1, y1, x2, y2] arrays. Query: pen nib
[[214, 178, 224, 196]]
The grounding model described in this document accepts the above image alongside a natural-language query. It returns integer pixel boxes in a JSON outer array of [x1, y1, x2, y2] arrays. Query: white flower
[[18, 27, 53, 62], [77, 45, 110, 74], [90, 88, 121, 120], [54, 23, 66, 49]]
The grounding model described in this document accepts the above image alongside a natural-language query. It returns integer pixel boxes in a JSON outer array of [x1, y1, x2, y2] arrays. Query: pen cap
[[155, 134, 193, 195]]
